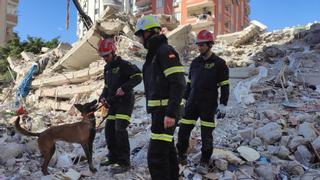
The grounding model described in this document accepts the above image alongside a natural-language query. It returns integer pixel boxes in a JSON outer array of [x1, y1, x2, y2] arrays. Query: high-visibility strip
[[130, 73, 142, 78], [115, 114, 131, 121], [219, 80, 230, 86], [200, 120, 215, 128], [107, 115, 116, 120], [147, 99, 169, 107], [180, 118, 196, 125], [151, 133, 173, 142], [163, 66, 185, 77]]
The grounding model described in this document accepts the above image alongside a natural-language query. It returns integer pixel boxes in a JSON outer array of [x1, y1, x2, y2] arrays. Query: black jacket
[[143, 34, 186, 119], [184, 53, 229, 106], [100, 56, 142, 104]]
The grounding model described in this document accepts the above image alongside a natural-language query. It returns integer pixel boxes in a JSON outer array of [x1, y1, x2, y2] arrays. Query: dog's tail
[[15, 116, 41, 137]]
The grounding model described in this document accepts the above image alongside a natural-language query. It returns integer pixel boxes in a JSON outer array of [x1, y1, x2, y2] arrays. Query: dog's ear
[[90, 99, 97, 106], [74, 104, 83, 112]]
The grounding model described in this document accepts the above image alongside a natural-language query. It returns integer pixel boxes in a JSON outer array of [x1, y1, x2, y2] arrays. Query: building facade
[[134, 0, 249, 38], [77, 0, 133, 39], [0, 0, 19, 46], [135, 0, 174, 17], [181, 0, 250, 37]]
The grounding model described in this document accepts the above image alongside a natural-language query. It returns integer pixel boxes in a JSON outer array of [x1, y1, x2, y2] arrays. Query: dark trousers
[[147, 108, 179, 180], [177, 101, 217, 163], [105, 96, 134, 166]]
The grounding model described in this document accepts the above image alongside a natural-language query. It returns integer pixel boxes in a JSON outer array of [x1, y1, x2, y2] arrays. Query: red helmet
[[98, 38, 116, 56], [196, 30, 214, 44]]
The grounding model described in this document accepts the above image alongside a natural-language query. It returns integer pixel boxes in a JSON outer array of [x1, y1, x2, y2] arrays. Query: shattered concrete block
[[51, 28, 101, 70], [249, 137, 263, 147], [256, 122, 282, 144], [35, 81, 103, 99], [156, 14, 179, 31], [167, 24, 192, 55], [62, 168, 81, 180], [312, 137, 320, 154], [294, 145, 313, 165], [229, 67, 259, 79], [212, 148, 244, 165], [298, 122, 317, 141], [254, 164, 274, 180], [237, 146, 260, 162], [21, 51, 36, 61], [214, 159, 228, 171], [0, 143, 23, 164], [32, 61, 104, 88], [288, 136, 308, 152]]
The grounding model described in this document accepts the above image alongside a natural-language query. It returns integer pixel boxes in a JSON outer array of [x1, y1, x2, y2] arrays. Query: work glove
[[216, 104, 226, 119]]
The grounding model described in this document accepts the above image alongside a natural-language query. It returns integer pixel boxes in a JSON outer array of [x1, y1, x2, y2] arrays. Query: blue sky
[[14, 0, 320, 44], [14, 0, 78, 43]]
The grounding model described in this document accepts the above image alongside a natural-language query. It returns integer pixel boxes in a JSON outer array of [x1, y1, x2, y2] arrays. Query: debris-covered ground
[[1, 5, 320, 179]]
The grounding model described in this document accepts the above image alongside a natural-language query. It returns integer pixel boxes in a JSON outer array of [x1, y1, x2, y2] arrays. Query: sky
[[14, 0, 78, 43], [14, 0, 320, 44]]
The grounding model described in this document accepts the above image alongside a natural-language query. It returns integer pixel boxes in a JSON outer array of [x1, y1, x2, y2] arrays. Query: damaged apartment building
[[135, 0, 249, 35]]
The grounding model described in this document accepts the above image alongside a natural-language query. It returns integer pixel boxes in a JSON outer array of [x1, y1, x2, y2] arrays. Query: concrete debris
[[237, 146, 260, 162], [256, 122, 282, 144], [1, 12, 320, 180], [212, 148, 245, 165]]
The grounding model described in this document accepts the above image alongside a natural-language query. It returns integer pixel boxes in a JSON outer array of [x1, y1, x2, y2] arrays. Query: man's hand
[[216, 104, 226, 119], [116, 87, 125, 96], [99, 97, 110, 108], [164, 116, 175, 129]]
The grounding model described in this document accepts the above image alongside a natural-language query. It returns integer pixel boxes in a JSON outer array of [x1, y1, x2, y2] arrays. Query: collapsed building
[[0, 5, 320, 179]]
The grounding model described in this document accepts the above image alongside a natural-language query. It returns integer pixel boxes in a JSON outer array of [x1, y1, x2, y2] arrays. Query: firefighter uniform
[[143, 34, 186, 180], [100, 56, 142, 167], [177, 53, 229, 164]]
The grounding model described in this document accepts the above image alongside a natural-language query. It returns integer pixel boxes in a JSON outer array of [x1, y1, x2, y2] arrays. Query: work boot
[[111, 164, 130, 174], [100, 158, 116, 166], [178, 154, 187, 165], [196, 162, 209, 175]]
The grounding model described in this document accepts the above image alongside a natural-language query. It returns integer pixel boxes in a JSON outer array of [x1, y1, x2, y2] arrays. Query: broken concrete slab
[[51, 28, 101, 71], [156, 14, 179, 31], [229, 67, 259, 79], [256, 122, 282, 144], [36, 99, 73, 111], [233, 20, 267, 46], [167, 24, 192, 56], [216, 20, 267, 46], [298, 122, 317, 141], [32, 61, 104, 88], [21, 51, 36, 62], [212, 148, 245, 165], [237, 146, 260, 162], [35, 81, 103, 99]]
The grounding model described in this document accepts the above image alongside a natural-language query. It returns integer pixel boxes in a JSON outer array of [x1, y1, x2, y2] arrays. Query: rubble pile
[[0, 8, 320, 178]]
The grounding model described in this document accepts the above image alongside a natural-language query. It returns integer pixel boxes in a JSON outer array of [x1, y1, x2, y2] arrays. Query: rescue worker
[[98, 38, 142, 174], [134, 15, 186, 180], [176, 30, 230, 174]]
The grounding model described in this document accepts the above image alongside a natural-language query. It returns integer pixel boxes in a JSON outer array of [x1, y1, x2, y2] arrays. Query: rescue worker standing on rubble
[[134, 15, 186, 180], [176, 30, 230, 174], [98, 38, 142, 174]]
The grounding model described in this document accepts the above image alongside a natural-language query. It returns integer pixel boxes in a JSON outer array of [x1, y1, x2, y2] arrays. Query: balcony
[[186, 14, 214, 30], [135, 0, 151, 7], [6, 14, 17, 25], [136, 8, 153, 16], [186, 0, 214, 11]]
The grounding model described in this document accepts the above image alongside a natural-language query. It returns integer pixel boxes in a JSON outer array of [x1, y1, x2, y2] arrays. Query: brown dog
[[15, 100, 98, 175]]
